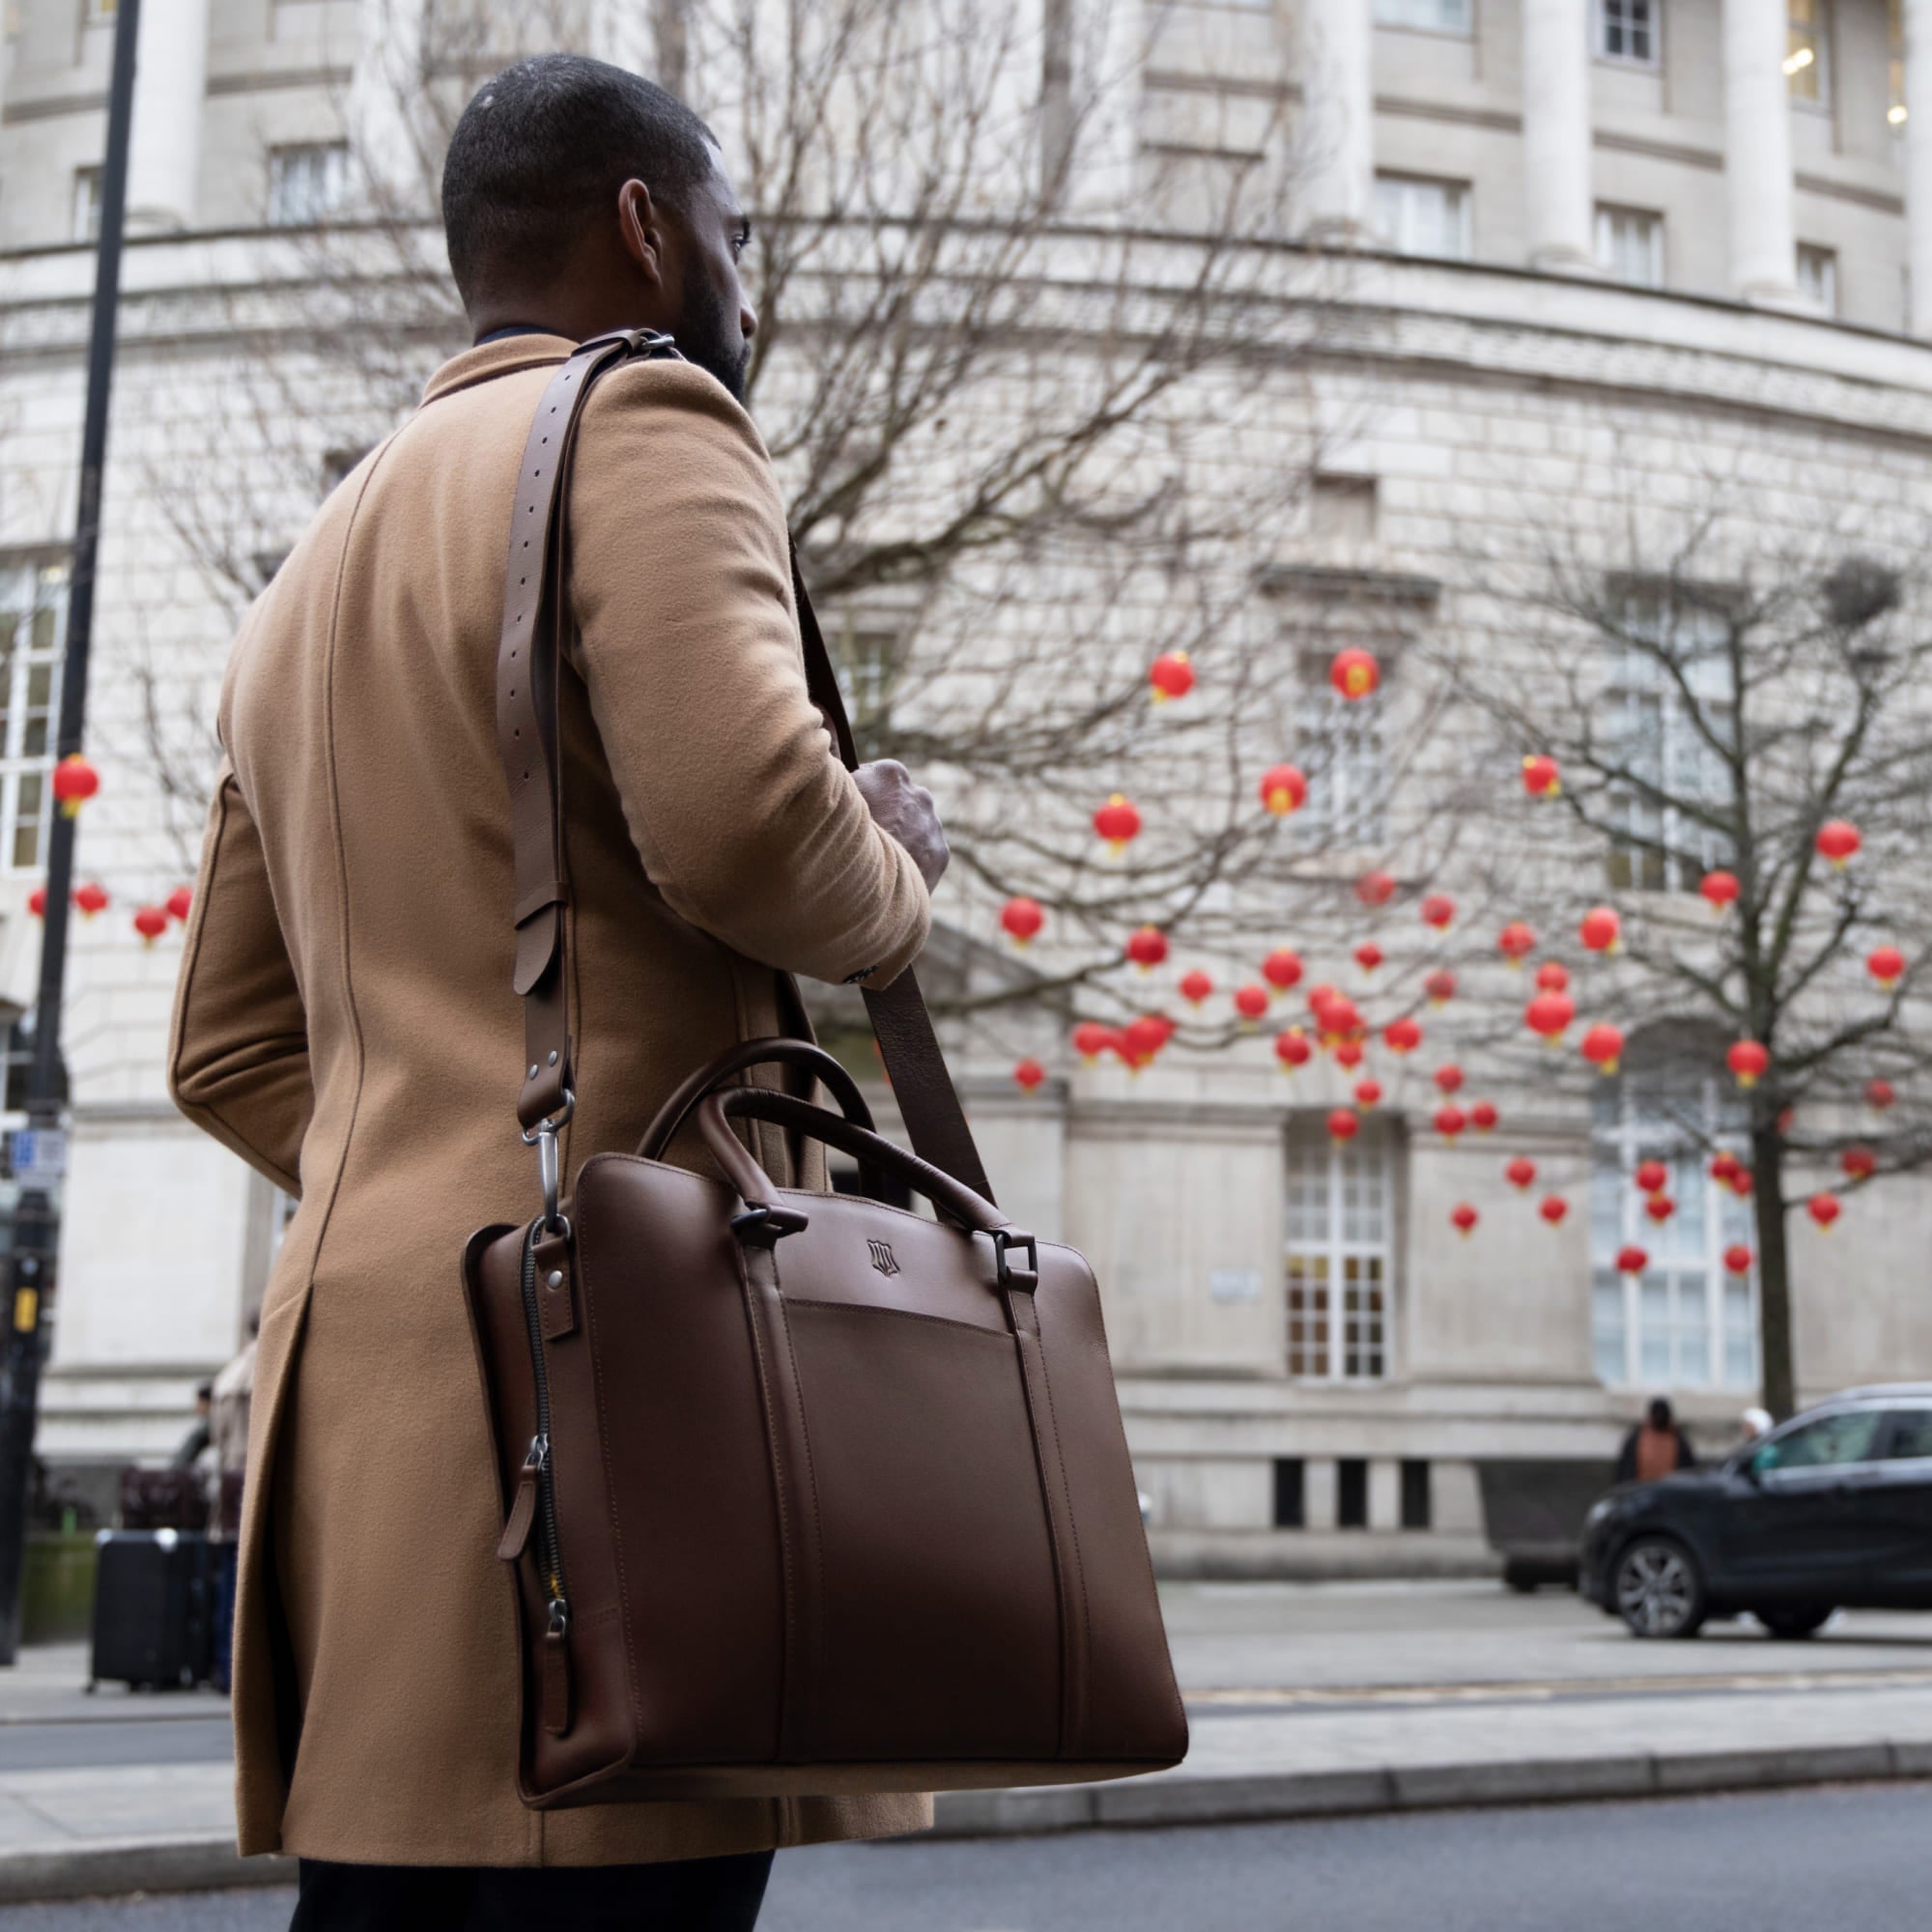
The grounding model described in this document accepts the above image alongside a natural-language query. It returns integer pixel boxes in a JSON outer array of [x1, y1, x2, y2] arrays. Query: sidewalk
[[8, 1584, 1932, 1900]]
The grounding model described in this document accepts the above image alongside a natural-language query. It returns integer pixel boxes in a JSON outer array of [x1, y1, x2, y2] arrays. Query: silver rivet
[[527, 1065, 539, 1080], [547, 1051, 558, 1066], [546, 1270, 564, 1290]]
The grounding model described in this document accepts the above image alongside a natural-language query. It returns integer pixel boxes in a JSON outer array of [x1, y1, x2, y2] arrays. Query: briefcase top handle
[[493, 329, 993, 1214]]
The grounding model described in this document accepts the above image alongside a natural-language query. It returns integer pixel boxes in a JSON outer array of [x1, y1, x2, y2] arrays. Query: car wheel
[[1754, 1605, 1833, 1640], [1613, 1535, 1707, 1639]]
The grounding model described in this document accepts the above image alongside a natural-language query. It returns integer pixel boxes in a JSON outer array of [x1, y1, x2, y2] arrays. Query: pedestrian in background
[[1740, 1406, 1774, 1443], [1616, 1397, 1697, 1485], [170, 1381, 213, 1470]]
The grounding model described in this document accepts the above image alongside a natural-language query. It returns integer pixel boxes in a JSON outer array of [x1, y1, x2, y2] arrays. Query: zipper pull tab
[[542, 1598, 573, 1737], [496, 1435, 547, 1563]]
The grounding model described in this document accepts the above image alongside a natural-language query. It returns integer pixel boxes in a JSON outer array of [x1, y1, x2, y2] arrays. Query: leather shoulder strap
[[496, 334, 993, 1202]]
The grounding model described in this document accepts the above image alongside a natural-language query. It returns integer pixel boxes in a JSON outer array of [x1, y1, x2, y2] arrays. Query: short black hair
[[1648, 1397, 1674, 1429], [441, 55, 718, 310]]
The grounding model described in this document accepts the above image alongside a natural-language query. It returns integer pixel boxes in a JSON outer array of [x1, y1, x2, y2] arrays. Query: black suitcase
[[88, 1529, 214, 1690]]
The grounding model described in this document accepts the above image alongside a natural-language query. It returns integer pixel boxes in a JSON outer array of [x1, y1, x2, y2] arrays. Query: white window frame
[[267, 142, 350, 227], [0, 564, 70, 875], [1373, 0, 1472, 33], [1286, 1128, 1392, 1382], [1591, 1065, 1758, 1392], [1372, 173, 1473, 262], [1796, 242, 1838, 314], [1787, 0, 1830, 107], [1294, 647, 1389, 848], [1595, 203, 1665, 288], [71, 167, 101, 244], [1597, 0, 1660, 67]]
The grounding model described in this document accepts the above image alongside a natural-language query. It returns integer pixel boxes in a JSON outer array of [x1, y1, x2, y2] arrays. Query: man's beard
[[676, 274, 750, 404]]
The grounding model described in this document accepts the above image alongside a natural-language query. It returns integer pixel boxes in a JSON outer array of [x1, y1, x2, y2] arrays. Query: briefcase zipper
[[517, 1222, 571, 1637]]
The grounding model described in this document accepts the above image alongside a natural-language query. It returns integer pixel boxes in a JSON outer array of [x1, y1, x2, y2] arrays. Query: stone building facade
[[5, 0, 1932, 1569]]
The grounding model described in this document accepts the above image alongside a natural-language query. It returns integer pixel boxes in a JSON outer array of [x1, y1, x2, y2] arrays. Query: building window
[[1400, 1459, 1432, 1529], [1372, 174, 1472, 261], [0, 565, 69, 874], [1295, 647, 1388, 847], [1604, 588, 1734, 894], [1796, 243, 1838, 314], [1336, 1458, 1369, 1528], [1272, 1458, 1305, 1529], [1308, 475, 1378, 551], [1591, 1056, 1757, 1391], [1786, 0, 1829, 104], [1286, 1125, 1391, 1381], [71, 168, 101, 243], [1374, 0, 1471, 30], [268, 143, 350, 226], [1599, 0, 1659, 65], [1596, 204, 1665, 287]]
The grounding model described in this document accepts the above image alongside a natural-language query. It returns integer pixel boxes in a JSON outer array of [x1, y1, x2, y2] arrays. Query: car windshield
[[1754, 1408, 1882, 1471]]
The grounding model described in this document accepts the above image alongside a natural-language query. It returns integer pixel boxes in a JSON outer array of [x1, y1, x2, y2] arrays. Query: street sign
[[7, 1129, 67, 1189]]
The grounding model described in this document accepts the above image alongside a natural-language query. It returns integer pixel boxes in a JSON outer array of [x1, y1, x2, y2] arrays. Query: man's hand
[[853, 759, 949, 893]]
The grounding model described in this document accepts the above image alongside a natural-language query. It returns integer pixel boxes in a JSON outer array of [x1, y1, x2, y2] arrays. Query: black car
[[1580, 1385, 1932, 1638]]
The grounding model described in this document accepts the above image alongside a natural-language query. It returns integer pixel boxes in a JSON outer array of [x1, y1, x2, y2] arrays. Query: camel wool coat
[[168, 334, 934, 1865]]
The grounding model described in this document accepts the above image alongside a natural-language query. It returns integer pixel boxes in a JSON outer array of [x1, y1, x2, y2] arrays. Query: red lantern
[[1615, 1244, 1649, 1276], [27, 885, 45, 919], [1125, 926, 1169, 971], [133, 904, 169, 946], [1094, 793, 1142, 853], [1122, 1015, 1169, 1066], [1498, 921, 1536, 964], [1434, 1104, 1467, 1140], [1634, 1159, 1668, 1196], [1644, 1193, 1676, 1224], [1807, 1191, 1842, 1231], [1306, 981, 1338, 1013], [1330, 647, 1380, 700], [1071, 1021, 1116, 1063], [51, 753, 100, 818], [1356, 869, 1396, 908], [1316, 995, 1362, 1041], [1868, 945, 1906, 990], [166, 885, 193, 922], [1234, 983, 1269, 1022], [1327, 1106, 1360, 1143], [1579, 906, 1621, 954], [1521, 753, 1561, 799], [1580, 1023, 1625, 1076], [1724, 1243, 1753, 1275], [1539, 1194, 1570, 1226], [1726, 1039, 1770, 1089], [1731, 1167, 1755, 1199], [1420, 894, 1455, 930], [1354, 1078, 1382, 1109], [1149, 651, 1194, 703], [1535, 960, 1570, 994], [1525, 989, 1575, 1044], [1383, 1015, 1423, 1055], [1353, 941, 1384, 975], [1013, 1057, 1046, 1093], [1334, 1038, 1366, 1070], [72, 881, 109, 918], [1179, 968, 1214, 1006], [1842, 1145, 1877, 1182], [1424, 969, 1457, 1007], [1262, 948, 1303, 993], [1000, 895, 1045, 945], [1710, 1150, 1741, 1184], [1276, 1029, 1313, 1072], [1469, 1100, 1499, 1132], [1434, 1064, 1464, 1094], [1867, 1078, 1897, 1112], [1258, 763, 1308, 816], [1816, 820, 1861, 867], [1450, 1203, 1478, 1237], [1505, 1156, 1537, 1192], [1700, 869, 1740, 913]]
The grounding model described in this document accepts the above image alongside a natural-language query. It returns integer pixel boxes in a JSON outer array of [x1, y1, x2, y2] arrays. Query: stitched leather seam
[[770, 1263, 829, 1761], [781, 1297, 1011, 1342], [1028, 1319, 1093, 1756]]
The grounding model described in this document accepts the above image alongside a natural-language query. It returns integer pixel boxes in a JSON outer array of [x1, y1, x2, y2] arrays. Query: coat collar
[[419, 333, 578, 407]]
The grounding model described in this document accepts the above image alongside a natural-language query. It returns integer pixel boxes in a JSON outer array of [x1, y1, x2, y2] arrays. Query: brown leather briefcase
[[462, 330, 1187, 1808]]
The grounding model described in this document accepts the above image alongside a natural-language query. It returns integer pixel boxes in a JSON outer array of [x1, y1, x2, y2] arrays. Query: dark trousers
[[290, 1850, 774, 1931]]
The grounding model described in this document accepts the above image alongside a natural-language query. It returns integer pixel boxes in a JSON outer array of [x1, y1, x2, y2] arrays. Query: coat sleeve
[[168, 758, 312, 1197], [564, 361, 930, 991]]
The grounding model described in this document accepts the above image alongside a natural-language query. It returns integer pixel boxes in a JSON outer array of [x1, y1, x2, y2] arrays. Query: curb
[[4, 1742, 1928, 1902]]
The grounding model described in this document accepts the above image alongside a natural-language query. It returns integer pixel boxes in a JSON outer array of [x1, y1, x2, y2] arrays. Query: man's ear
[[615, 178, 666, 287]]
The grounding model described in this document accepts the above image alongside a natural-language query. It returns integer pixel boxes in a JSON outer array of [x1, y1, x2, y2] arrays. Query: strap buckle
[[991, 1229, 1039, 1288], [522, 1092, 575, 1232]]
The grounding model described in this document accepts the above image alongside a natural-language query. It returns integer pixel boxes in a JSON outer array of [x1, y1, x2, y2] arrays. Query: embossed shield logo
[[867, 1238, 899, 1277]]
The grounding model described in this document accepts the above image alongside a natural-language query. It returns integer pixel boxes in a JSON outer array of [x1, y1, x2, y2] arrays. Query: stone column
[[1297, 0, 1374, 240], [1906, 0, 1932, 333], [1722, 0, 1798, 301], [1521, 0, 1594, 270], [125, 0, 212, 233]]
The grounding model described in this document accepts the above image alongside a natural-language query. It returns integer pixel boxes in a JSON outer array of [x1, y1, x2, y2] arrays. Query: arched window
[[1590, 1030, 1757, 1390]]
